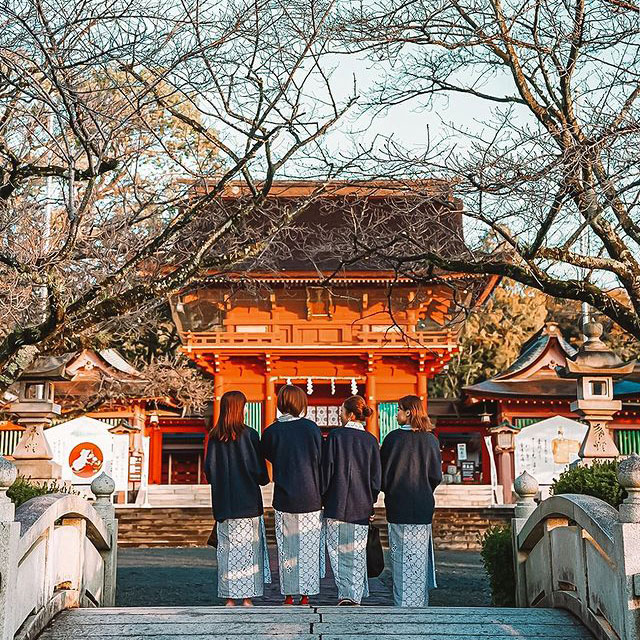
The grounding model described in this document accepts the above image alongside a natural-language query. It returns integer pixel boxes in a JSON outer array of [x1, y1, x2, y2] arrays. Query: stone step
[[41, 606, 594, 639], [142, 484, 496, 508]]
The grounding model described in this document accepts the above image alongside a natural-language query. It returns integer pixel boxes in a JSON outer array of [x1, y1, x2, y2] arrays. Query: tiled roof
[[494, 324, 577, 380]]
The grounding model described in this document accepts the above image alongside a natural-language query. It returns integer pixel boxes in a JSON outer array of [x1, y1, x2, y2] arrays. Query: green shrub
[[480, 525, 515, 607], [550, 460, 626, 508], [7, 477, 77, 508]]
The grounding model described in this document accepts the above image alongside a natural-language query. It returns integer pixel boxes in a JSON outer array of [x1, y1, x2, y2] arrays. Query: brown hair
[[211, 390, 247, 441], [343, 395, 374, 421], [277, 385, 308, 417], [398, 395, 433, 432]]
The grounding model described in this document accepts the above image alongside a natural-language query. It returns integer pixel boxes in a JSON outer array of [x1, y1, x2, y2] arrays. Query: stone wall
[[431, 506, 514, 550], [116, 505, 514, 550]]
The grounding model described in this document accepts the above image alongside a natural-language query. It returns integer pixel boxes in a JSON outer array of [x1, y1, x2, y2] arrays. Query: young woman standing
[[204, 390, 271, 607], [322, 395, 381, 606], [380, 395, 442, 607], [261, 385, 324, 605]]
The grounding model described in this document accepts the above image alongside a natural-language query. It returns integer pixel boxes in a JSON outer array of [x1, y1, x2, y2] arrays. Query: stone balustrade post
[[0, 457, 19, 640], [615, 454, 640, 640], [91, 473, 118, 607], [512, 471, 539, 608]]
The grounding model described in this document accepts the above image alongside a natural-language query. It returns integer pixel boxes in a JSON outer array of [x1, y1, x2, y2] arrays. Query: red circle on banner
[[68, 442, 104, 478]]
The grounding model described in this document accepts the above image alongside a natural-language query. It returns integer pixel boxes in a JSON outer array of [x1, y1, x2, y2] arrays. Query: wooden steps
[[41, 605, 594, 639]]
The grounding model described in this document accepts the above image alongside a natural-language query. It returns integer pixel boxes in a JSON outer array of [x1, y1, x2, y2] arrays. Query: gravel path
[[116, 547, 491, 607]]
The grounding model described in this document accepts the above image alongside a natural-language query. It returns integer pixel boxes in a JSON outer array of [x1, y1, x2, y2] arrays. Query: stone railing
[[512, 455, 640, 640], [0, 458, 118, 640]]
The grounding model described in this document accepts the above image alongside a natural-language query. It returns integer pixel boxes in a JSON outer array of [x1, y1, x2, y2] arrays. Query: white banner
[[484, 435, 499, 505]]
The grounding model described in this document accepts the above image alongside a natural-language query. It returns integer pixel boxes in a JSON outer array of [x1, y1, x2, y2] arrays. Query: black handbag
[[366, 523, 384, 578], [206, 521, 218, 548]]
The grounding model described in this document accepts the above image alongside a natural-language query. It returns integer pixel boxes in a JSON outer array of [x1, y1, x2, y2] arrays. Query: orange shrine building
[[149, 181, 499, 486]]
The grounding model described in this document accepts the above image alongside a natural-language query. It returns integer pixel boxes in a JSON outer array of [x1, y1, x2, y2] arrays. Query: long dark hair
[[211, 390, 247, 442], [398, 395, 433, 432], [343, 395, 374, 421]]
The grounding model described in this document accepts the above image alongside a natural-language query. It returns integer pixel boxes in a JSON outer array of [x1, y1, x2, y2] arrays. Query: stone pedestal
[[512, 471, 539, 608], [11, 422, 61, 482], [12, 459, 62, 483], [614, 454, 640, 640], [572, 401, 620, 465], [91, 473, 118, 607]]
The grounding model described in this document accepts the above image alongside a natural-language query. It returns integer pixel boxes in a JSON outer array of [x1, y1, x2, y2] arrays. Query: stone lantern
[[558, 320, 635, 465], [490, 419, 519, 504], [7, 369, 67, 482]]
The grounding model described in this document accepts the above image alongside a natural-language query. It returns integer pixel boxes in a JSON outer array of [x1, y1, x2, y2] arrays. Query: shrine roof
[[493, 323, 577, 380], [464, 320, 640, 401], [20, 349, 143, 382], [189, 179, 467, 271]]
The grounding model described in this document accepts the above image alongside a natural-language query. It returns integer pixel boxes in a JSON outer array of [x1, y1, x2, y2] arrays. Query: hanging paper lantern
[[330, 377, 336, 395], [307, 377, 313, 395], [351, 378, 358, 395]]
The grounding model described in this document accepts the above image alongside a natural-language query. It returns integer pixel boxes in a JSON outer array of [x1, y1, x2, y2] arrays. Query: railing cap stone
[[514, 470, 539, 498], [0, 455, 17, 489], [618, 453, 640, 490], [91, 472, 115, 498]]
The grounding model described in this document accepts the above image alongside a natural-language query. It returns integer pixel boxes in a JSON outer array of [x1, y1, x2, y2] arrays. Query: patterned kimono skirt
[[216, 516, 271, 599], [388, 523, 437, 607], [274, 510, 325, 596], [325, 518, 369, 603]]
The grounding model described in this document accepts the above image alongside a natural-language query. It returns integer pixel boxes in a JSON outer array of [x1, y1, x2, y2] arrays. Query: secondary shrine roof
[[464, 322, 640, 401]]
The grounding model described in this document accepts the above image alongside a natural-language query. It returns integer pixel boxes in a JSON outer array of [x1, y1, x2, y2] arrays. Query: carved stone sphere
[[514, 470, 539, 498], [0, 456, 17, 489], [618, 453, 640, 491], [91, 472, 115, 498]]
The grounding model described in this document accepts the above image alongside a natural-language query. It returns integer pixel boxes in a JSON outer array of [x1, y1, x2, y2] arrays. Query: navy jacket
[[204, 427, 269, 522], [380, 429, 442, 524], [321, 426, 381, 525], [261, 417, 323, 513]]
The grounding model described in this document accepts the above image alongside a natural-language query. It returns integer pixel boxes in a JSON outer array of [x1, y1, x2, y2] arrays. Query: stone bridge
[[0, 455, 638, 640]]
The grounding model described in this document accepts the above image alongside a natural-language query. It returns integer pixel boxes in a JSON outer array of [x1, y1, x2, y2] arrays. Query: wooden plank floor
[[40, 606, 595, 640]]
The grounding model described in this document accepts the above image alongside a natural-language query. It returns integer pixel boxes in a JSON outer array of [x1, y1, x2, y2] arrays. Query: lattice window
[[616, 429, 640, 455], [378, 402, 399, 443], [244, 402, 262, 434], [513, 418, 543, 429]]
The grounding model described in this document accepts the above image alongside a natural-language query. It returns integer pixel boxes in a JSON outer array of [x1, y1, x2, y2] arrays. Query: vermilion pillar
[[149, 424, 163, 485], [418, 372, 428, 409], [265, 374, 276, 428]]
